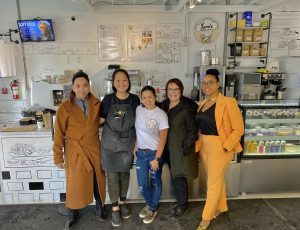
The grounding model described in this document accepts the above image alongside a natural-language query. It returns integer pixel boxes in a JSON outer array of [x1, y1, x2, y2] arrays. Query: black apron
[[101, 95, 135, 172]]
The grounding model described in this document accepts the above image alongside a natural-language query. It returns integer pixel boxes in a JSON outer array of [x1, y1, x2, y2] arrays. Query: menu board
[[271, 19, 300, 57], [127, 24, 155, 62], [98, 24, 125, 61], [155, 23, 181, 63]]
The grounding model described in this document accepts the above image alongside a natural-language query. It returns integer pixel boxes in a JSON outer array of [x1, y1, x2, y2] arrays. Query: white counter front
[[0, 129, 240, 205], [0, 129, 66, 204]]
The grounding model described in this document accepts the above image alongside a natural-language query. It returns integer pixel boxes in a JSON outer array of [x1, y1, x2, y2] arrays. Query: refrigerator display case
[[239, 100, 300, 193]]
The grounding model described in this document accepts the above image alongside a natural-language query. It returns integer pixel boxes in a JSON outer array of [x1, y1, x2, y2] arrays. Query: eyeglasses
[[200, 80, 216, 88], [167, 88, 180, 93]]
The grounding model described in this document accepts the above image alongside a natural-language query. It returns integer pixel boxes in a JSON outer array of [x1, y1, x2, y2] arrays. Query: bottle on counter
[[270, 141, 276, 153], [281, 140, 286, 152], [275, 141, 281, 153], [265, 141, 271, 153], [251, 141, 258, 153], [258, 141, 264, 153]]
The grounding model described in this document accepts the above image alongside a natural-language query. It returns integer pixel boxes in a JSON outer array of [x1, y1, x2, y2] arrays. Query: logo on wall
[[194, 17, 220, 44]]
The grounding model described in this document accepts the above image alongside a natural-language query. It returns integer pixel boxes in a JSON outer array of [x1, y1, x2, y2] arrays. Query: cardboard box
[[242, 45, 250, 56], [250, 44, 260, 56], [243, 29, 253, 42], [253, 29, 263, 42], [235, 28, 244, 42]]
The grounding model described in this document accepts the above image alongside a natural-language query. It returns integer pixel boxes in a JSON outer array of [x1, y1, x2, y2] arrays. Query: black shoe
[[111, 210, 122, 227], [168, 204, 178, 214], [120, 204, 131, 219], [95, 202, 106, 222], [64, 209, 79, 230], [170, 207, 188, 220]]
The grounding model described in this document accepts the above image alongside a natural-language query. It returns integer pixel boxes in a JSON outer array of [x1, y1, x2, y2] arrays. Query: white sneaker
[[139, 205, 149, 218], [143, 210, 157, 224]]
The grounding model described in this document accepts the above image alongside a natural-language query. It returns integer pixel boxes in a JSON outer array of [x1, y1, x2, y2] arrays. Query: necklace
[[207, 97, 217, 102]]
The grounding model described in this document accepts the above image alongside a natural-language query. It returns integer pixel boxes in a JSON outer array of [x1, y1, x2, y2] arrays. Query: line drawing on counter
[[1, 138, 54, 168]]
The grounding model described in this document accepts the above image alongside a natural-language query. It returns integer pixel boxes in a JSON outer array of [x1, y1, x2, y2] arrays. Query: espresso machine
[[261, 73, 286, 100]]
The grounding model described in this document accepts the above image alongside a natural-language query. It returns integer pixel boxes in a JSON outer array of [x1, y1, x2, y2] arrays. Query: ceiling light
[[189, 0, 195, 8], [197, 0, 202, 2]]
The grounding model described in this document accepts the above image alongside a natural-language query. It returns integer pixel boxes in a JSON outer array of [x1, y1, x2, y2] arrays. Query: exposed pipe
[[16, 0, 29, 91]]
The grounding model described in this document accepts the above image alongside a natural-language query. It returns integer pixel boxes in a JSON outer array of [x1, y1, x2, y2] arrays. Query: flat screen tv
[[17, 19, 55, 42]]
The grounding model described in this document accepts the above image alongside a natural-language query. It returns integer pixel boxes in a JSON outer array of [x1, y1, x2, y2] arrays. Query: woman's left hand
[[150, 159, 159, 172]]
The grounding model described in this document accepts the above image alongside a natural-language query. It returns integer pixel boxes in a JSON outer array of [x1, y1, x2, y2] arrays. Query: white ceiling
[[83, 0, 287, 12]]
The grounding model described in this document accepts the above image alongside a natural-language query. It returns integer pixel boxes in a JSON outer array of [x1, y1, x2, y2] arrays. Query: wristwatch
[[155, 157, 161, 161]]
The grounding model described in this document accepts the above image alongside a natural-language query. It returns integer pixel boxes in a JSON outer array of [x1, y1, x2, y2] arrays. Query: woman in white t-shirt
[[134, 85, 169, 224]]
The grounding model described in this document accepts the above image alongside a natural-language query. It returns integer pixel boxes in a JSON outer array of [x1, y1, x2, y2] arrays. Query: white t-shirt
[[135, 105, 169, 151]]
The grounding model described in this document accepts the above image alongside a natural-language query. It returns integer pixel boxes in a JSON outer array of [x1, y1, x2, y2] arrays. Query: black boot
[[170, 206, 188, 220], [95, 201, 106, 221], [64, 209, 79, 230]]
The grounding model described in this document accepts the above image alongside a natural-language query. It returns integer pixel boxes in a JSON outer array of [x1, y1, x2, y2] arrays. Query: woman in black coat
[[161, 78, 199, 220]]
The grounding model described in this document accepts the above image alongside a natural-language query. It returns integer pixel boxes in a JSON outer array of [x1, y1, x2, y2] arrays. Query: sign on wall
[[155, 23, 181, 63], [127, 24, 155, 62], [193, 17, 220, 44]]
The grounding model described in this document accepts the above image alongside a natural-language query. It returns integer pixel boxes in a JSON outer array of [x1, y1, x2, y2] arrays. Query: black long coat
[[161, 96, 199, 179]]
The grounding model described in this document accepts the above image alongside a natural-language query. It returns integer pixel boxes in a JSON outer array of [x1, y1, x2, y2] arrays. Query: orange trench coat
[[53, 94, 106, 210]]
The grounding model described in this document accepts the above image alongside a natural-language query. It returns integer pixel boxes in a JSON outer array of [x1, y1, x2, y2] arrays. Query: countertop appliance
[[235, 72, 262, 100], [261, 72, 286, 100]]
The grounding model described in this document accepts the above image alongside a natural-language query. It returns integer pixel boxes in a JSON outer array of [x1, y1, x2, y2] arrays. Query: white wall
[[0, 0, 227, 100]]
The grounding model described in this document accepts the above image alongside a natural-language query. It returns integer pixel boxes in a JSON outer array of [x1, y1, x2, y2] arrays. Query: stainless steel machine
[[235, 72, 262, 100], [261, 72, 286, 100]]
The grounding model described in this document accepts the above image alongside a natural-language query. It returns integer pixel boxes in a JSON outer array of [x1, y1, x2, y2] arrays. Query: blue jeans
[[136, 149, 163, 211]]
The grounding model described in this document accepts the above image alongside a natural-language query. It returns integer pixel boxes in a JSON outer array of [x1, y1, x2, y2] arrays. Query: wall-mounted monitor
[[17, 19, 55, 42]]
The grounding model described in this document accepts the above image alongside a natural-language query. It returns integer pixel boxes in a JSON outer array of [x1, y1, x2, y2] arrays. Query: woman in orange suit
[[195, 69, 244, 230]]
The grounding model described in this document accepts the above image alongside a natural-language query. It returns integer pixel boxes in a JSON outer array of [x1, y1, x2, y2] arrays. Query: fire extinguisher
[[10, 80, 20, 99]]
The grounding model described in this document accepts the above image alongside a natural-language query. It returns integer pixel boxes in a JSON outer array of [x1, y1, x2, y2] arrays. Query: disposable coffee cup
[[37, 121, 43, 129]]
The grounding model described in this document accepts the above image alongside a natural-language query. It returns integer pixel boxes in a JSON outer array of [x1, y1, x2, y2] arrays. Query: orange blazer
[[196, 93, 244, 153]]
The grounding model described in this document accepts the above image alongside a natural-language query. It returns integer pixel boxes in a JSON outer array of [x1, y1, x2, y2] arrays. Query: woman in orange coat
[[195, 69, 244, 229], [53, 71, 106, 229]]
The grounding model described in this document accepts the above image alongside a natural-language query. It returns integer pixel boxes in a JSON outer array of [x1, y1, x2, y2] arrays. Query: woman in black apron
[[100, 69, 140, 227]]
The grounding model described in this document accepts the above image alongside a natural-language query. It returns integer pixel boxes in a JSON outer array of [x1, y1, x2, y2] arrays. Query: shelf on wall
[[228, 56, 267, 59], [228, 42, 268, 45], [230, 26, 269, 31]]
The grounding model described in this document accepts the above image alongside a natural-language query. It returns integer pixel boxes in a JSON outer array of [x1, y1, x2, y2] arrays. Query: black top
[[195, 103, 218, 136], [100, 93, 140, 119]]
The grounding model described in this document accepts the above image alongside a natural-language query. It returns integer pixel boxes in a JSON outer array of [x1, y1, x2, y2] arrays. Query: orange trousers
[[200, 135, 234, 220]]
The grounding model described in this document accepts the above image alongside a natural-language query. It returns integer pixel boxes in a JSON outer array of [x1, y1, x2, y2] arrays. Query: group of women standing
[[53, 68, 244, 230]]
